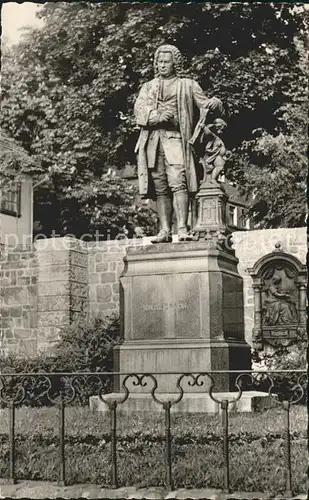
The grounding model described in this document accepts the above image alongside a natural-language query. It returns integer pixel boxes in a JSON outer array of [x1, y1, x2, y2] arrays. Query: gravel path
[[0, 481, 307, 499]]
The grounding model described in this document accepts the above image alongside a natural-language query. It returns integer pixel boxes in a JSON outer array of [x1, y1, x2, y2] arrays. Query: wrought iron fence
[[0, 369, 307, 495]]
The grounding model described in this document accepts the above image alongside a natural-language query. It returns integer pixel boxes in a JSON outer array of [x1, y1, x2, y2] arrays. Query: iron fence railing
[[0, 369, 307, 495]]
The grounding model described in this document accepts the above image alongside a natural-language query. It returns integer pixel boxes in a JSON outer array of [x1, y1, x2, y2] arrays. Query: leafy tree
[[1, 3, 307, 234], [229, 36, 308, 228]]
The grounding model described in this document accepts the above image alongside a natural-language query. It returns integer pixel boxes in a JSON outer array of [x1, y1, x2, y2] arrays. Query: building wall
[[88, 240, 127, 318], [0, 178, 33, 247], [0, 227, 306, 356], [35, 237, 89, 352], [0, 246, 38, 355]]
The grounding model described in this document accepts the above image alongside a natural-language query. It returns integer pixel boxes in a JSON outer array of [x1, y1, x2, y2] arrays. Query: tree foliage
[[1, 3, 307, 234], [229, 36, 308, 228]]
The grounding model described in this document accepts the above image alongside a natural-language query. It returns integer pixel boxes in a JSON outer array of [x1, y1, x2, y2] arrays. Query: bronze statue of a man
[[134, 44, 224, 243]]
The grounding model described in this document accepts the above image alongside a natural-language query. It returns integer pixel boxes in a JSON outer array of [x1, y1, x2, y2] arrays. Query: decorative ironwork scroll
[[0, 369, 306, 496]]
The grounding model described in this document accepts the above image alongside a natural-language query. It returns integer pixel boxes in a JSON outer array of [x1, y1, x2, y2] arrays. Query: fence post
[[164, 401, 173, 490], [282, 400, 292, 496], [221, 399, 230, 493], [58, 395, 66, 486], [9, 401, 16, 484], [110, 401, 118, 488]]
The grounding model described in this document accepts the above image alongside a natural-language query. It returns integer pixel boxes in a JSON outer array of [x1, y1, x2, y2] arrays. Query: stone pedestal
[[91, 180, 254, 413], [110, 241, 251, 404], [194, 181, 228, 238]]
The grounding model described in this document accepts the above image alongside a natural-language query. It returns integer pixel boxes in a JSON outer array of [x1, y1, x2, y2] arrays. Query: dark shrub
[[251, 340, 307, 404], [0, 314, 121, 407]]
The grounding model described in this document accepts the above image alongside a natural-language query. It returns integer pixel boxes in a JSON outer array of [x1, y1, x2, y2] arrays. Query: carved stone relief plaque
[[248, 246, 307, 349]]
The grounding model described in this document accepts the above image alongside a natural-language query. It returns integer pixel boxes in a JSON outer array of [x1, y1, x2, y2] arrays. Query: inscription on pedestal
[[132, 274, 200, 340], [143, 302, 188, 311]]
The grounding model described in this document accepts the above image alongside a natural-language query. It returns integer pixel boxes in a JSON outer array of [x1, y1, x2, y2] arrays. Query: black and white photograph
[[0, 2, 307, 499]]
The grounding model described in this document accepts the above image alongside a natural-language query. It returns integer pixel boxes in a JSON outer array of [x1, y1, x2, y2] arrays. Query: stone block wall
[[0, 228, 306, 356], [87, 240, 127, 318], [0, 246, 38, 355], [35, 237, 89, 351], [86, 229, 307, 345]]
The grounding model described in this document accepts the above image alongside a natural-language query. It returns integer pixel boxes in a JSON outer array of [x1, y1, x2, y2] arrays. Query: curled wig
[[154, 44, 183, 77]]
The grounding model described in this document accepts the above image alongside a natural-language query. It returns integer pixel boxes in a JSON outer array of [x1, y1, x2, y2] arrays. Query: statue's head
[[213, 118, 227, 135], [154, 44, 183, 77], [272, 276, 282, 285]]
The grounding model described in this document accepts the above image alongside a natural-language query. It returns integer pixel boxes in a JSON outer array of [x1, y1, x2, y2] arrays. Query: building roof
[[0, 130, 41, 179], [222, 181, 251, 207], [0, 132, 30, 160]]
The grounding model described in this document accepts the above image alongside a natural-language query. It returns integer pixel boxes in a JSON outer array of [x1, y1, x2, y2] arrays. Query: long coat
[[134, 77, 217, 198]]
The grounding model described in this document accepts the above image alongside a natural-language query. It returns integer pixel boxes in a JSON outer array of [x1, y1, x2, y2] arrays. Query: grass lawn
[[0, 405, 307, 494]]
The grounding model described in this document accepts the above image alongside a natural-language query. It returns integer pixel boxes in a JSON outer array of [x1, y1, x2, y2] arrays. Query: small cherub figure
[[199, 118, 228, 183]]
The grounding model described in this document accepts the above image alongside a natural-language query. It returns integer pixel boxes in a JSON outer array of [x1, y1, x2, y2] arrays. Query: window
[[0, 183, 21, 216], [228, 205, 237, 226], [239, 208, 247, 228]]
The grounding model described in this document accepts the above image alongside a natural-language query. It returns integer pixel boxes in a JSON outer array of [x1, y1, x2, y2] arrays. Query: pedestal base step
[[89, 391, 275, 413]]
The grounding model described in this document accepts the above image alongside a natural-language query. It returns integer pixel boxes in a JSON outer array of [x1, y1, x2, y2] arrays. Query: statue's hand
[[159, 110, 174, 122], [148, 110, 161, 126], [206, 97, 224, 114]]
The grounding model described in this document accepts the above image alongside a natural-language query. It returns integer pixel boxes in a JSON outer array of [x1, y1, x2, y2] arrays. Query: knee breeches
[[150, 141, 187, 197]]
